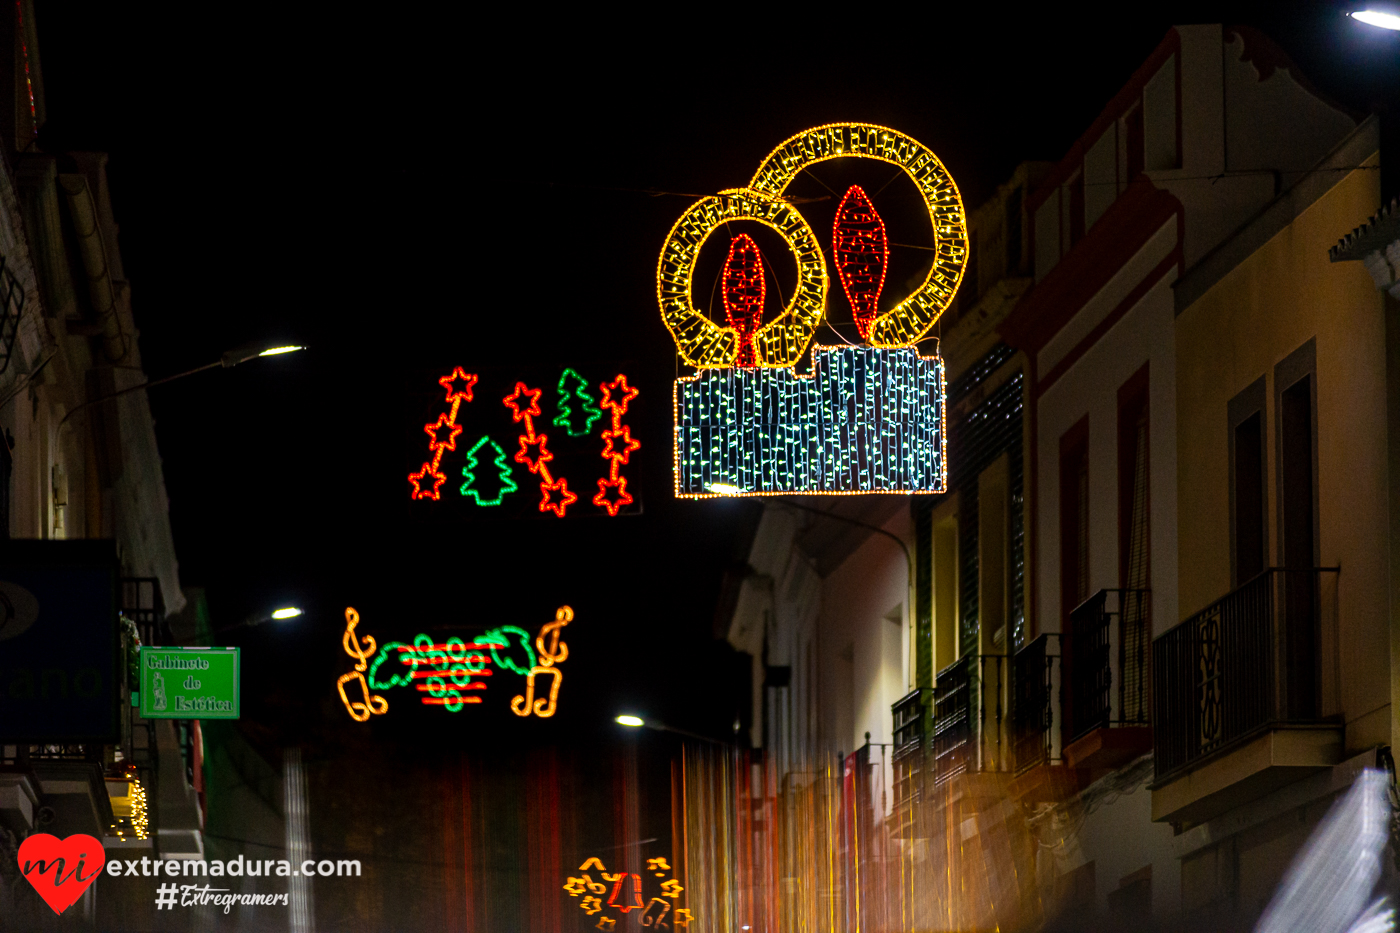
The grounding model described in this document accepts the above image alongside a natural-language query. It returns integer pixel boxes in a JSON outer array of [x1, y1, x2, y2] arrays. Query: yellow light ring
[[747, 123, 967, 347], [657, 188, 828, 368]]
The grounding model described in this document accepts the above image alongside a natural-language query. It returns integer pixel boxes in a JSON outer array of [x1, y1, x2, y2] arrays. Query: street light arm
[[55, 344, 304, 432], [768, 497, 914, 579], [57, 359, 223, 431]]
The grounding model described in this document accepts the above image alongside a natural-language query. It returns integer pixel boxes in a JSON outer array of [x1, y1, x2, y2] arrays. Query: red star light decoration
[[409, 366, 478, 501], [593, 374, 639, 516], [505, 382, 576, 517], [407, 463, 447, 501], [438, 367, 478, 404], [424, 414, 463, 452]]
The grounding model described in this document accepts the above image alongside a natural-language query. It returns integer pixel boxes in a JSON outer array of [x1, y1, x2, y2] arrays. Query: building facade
[[0, 3, 202, 927], [704, 22, 1399, 933]]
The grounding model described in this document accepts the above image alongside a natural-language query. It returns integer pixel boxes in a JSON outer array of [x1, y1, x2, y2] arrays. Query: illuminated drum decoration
[[661, 123, 965, 497]]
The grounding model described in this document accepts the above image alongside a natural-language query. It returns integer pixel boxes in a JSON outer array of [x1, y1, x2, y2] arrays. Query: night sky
[[27, 2, 1400, 752]]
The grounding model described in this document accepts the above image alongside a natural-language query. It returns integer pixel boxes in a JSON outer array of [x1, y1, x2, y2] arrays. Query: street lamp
[[1351, 9, 1400, 30], [57, 342, 307, 430], [614, 713, 730, 746], [175, 604, 305, 645]]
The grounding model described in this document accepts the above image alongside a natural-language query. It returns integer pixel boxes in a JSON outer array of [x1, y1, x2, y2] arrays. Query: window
[[1276, 340, 1318, 718], [1229, 378, 1267, 587], [1118, 367, 1149, 721], [1060, 417, 1090, 624]]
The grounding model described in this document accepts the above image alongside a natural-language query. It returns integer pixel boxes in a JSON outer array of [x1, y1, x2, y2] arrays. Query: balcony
[[891, 688, 928, 837], [932, 653, 1010, 787], [1012, 633, 1062, 772], [1063, 589, 1153, 770], [1151, 569, 1342, 825]]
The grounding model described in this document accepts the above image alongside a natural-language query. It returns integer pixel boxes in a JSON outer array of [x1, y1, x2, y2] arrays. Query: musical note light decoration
[[336, 607, 390, 722], [511, 605, 571, 718], [563, 855, 693, 929], [336, 605, 575, 719], [659, 123, 962, 498]]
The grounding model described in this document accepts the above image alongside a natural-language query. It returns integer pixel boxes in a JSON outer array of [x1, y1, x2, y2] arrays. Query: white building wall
[[1034, 221, 1180, 637], [818, 508, 911, 756]]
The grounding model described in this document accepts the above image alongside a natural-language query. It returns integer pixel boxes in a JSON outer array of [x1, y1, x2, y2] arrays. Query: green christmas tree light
[[460, 435, 518, 506], [552, 368, 603, 436]]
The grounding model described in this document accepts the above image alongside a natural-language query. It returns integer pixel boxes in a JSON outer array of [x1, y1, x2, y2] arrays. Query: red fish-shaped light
[[833, 185, 889, 340], [721, 233, 765, 367]]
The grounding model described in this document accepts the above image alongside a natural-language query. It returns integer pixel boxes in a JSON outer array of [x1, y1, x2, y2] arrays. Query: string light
[[505, 381, 578, 517], [674, 344, 946, 496], [722, 234, 765, 367], [336, 607, 389, 722], [553, 368, 603, 436], [129, 777, 148, 840], [409, 367, 478, 500], [594, 375, 639, 516], [833, 185, 889, 340], [460, 436, 519, 506]]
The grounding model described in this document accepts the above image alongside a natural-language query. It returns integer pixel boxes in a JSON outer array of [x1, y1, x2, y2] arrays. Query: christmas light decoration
[[723, 234, 766, 367], [130, 777, 149, 840], [336, 607, 389, 722], [409, 367, 478, 500], [607, 873, 646, 912], [833, 185, 889, 340], [563, 854, 692, 930], [674, 344, 946, 496], [657, 124, 959, 497], [658, 188, 827, 369], [594, 375, 639, 516], [656, 123, 966, 365], [511, 605, 571, 718], [460, 436, 518, 506], [411, 368, 639, 515], [505, 381, 579, 517], [349, 606, 574, 716], [553, 368, 603, 436], [745, 123, 967, 348]]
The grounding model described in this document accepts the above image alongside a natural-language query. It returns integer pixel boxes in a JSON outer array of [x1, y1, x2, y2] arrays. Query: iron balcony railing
[[1153, 568, 1339, 783], [891, 688, 928, 824], [1067, 588, 1151, 744], [931, 653, 1009, 785], [1012, 633, 1062, 772]]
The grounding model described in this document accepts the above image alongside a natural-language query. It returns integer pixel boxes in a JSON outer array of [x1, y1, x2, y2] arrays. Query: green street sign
[[137, 647, 240, 719]]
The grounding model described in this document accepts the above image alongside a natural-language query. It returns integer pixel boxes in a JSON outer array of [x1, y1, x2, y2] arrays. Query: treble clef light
[[512, 605, 573, 718], [336, 606, 389, 722]]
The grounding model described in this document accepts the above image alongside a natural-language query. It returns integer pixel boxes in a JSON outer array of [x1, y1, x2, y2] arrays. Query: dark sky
[[27, 2, 1400, 747]]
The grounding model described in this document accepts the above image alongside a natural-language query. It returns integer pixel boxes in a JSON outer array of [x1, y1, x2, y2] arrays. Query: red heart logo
[[17, 833, 106, 915]]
